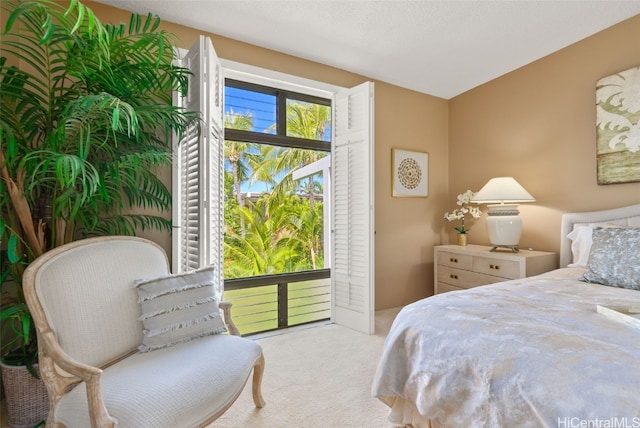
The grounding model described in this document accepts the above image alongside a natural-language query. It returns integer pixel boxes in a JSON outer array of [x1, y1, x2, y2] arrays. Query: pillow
[[581, 227, 640, 290], [566, 225, 593, 267], [135, 266, 227, 352], [567, 223, 627, 267]]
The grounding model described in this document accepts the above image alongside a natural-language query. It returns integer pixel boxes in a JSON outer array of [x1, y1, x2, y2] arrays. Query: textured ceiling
[[93, 1, 640, 99]]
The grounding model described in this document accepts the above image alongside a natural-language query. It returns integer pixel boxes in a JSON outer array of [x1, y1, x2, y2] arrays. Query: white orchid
[[444, 190, 482, 234]]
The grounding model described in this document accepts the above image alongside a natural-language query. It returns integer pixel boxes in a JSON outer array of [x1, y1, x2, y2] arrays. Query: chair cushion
[[135, 267, 227, 352], [55, 334, 262, 428]]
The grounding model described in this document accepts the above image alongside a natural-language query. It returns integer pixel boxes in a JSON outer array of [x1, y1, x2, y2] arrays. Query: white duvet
[[372, 268, 640, 428]]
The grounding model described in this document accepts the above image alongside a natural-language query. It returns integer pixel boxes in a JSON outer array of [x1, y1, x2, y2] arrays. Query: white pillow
[[135, 267, 227, 352], [566, 225, 593, 268]]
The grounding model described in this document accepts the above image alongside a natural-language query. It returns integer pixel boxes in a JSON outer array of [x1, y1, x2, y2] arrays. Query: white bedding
[[372, 268, 640, 427]]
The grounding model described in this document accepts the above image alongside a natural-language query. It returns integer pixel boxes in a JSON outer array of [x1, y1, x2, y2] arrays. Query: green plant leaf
[[0, 305, 19, 320], [21, 312, 33, 345], [7, 234, 21, 263], [40, 13, 55, 44], [68, 0, 84, 35], [112, 105, 120, 130]]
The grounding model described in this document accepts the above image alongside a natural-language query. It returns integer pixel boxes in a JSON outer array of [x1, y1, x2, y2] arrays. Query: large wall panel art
[[596, 65, 640, 184]]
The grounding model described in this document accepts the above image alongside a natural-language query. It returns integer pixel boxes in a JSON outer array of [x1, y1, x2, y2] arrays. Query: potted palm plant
[[0, 0, 197, 425]]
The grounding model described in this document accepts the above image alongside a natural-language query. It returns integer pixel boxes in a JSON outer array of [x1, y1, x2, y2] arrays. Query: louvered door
[[331, 82, 375, 334], [172, 35, 224, 298]]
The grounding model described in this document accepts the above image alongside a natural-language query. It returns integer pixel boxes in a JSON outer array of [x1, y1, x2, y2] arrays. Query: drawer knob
[[489, 264, 500, 270], [449, 274, 458, 280], [450, 258, 458, 263]]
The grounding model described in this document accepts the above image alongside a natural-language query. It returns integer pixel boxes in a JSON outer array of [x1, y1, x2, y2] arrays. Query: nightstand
[[434, 244, 557, 294]]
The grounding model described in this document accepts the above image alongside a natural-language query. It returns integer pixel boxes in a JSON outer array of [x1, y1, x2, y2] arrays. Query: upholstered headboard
[[560, 203, 640, 268]]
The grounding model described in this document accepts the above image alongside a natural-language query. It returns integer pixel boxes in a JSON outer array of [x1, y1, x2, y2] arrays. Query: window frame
[[223, 74, 333, 281], [225, 78, 332, 152]]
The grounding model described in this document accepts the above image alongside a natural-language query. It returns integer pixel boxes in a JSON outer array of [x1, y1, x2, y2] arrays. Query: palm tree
[[287, 100, 331, 141], [224, 197, 305, 278], [224, 110, 254, 236], [264, 101, 330, 208], [222, 97, 331, 277], [224, 189, 325, 277], [248, 143, 278, 192], [286, 199, 324, 270], [0, 0, 196, 366]]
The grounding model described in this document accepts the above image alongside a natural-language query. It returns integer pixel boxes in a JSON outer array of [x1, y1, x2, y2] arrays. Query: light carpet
[[210, 307, 403, 428]]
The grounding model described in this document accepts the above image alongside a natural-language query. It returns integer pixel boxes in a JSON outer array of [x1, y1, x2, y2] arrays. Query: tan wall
[[375, 84, 449, 307], [87, 2, 449, 310], [449, 15, 640, 256]]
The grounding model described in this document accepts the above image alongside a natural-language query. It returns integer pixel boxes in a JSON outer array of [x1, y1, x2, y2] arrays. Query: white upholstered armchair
[[23, 236, 265, 427]]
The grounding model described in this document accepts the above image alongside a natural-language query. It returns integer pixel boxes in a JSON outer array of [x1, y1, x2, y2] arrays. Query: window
[[173, 37, 375, 335], [223, 79, 331, 279]]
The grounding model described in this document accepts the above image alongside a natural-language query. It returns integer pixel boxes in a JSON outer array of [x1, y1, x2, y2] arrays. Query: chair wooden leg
[[252, 353, 266, 408]]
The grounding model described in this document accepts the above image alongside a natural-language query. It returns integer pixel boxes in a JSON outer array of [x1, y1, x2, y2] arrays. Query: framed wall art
[[392, 148, 428, 197], [596, 65, 640, 185]]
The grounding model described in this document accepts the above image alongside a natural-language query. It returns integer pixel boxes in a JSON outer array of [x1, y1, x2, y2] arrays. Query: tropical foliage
[[0, 0, 196, 366]]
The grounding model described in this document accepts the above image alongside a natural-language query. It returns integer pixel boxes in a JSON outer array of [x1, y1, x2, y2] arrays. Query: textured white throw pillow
[[135, 267, 227, 352]]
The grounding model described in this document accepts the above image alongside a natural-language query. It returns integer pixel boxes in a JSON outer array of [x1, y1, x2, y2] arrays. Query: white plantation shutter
[[208, 51, 224, 299], [172, 36, 224, 298], [331, 82, 375, 334], [181, 121, 200, 271]]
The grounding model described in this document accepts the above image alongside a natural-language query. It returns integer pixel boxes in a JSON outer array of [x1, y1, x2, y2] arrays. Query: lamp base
[[485, 204, 523, 250], [490, 244, 519, 253]]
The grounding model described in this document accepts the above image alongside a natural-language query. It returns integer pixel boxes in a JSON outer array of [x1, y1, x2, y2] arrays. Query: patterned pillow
[[135, 266, 227, 352], [581, 228, 640, 290], [567, 223, 627, 267]]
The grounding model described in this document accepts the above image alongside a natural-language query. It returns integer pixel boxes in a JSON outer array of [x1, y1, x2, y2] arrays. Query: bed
[[372, 204, 640, 428]]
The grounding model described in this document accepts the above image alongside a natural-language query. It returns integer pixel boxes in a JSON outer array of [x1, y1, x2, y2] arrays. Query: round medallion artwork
[[392, 149, 428, 197], [397, 158, 422, 190]]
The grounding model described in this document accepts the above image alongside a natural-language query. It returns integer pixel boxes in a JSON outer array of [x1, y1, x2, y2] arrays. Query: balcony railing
[[224, 269, 331, 336]]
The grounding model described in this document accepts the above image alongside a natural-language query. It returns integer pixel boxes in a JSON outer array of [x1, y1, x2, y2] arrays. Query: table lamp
[[471, 177, 535, 252]]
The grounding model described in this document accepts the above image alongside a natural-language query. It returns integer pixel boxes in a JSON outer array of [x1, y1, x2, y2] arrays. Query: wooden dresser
[[434, 244, 557, 294]]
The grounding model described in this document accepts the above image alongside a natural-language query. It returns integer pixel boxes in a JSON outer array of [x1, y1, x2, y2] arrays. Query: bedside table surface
[[436, 244, 555, 259]]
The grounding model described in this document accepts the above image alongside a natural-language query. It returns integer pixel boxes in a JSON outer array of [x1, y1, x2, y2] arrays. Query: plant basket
[[0, 363, 48, 428]]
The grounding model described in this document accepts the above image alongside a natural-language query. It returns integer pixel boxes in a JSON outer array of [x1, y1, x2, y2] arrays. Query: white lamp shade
[[471, 177, 535, 204]]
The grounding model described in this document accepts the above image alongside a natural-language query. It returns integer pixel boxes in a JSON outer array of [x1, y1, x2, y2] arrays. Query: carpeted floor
[[0, 307, 403, 428], [211, 307, 403, 427]]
